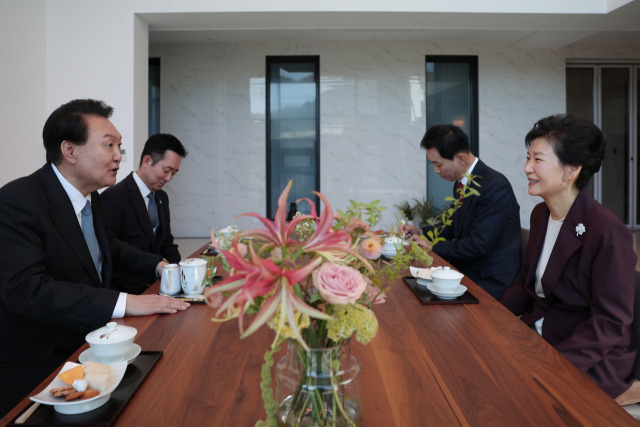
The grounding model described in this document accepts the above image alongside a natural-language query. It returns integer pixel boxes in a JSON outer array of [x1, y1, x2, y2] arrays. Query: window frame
[[265, 55, 321, 219], [425, 55, 479, 155]]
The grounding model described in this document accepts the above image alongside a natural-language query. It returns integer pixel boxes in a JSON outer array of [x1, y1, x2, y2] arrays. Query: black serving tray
[[9, 351, 163, 426], [404, 276, 479, 305]]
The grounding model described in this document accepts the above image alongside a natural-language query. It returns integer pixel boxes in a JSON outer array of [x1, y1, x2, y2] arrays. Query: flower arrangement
[[203, 181, 460, 426]]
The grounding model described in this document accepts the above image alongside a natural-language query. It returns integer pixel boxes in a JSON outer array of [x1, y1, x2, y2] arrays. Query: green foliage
[[395, 200, 415, 220], [335, 199, 386, 230], [412, 196, 439, 225], [256, 341, 283, 427], [425, 174, 481, 246]]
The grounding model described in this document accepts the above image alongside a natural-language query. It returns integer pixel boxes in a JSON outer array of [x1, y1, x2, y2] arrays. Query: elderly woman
[[501, 114, 639, 404]]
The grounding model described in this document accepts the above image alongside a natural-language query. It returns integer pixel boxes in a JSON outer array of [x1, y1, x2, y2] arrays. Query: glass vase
[[276, 340, 362, 426]]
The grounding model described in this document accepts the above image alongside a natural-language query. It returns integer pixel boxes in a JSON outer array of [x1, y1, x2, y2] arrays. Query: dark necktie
[[148, 192, 159, 232], [81, 200, 103, 279], [457, 181, 464, 203]]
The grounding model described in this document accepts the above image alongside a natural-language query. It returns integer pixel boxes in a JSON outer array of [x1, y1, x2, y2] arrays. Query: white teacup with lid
[[381, 235, 403, 257], [179, 258, 208, 295], [85, 322, 137, 363], [430, 267, 464, 292]]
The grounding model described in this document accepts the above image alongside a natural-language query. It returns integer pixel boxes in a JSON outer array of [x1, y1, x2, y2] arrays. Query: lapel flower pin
[[575, 223, 586, 237]]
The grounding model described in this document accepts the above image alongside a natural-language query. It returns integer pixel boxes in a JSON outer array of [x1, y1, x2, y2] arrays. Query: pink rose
[[360, 237, 381, 260], [205, 290, 223, 308], [365, 284, 386, 305], [312, 263, 367, 305], [232, 242, 248, 258]]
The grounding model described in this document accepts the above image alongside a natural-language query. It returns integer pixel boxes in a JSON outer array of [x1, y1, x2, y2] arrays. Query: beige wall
[[0, 0, 47, 185]]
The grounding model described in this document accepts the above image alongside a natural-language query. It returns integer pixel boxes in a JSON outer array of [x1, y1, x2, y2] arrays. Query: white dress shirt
[[51, 163, 127, 318]]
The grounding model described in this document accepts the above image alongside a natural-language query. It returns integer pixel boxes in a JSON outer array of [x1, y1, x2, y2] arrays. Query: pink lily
[[233, 180, 312, 250], [298, 191, 375, 273], [205, 240, 330, 349]]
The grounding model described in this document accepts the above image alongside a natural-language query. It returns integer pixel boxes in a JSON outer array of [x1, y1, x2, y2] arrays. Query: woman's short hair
[[525, 114, 606, 190]]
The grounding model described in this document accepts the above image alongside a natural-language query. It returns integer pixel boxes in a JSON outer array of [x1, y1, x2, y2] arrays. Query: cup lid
[[431, 266, 464, 280], [179, 258, 207, 266], [86, 322, 137, 345]]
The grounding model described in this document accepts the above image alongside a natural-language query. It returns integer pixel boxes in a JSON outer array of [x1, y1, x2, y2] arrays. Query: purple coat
[[502, 189, 638, 398]]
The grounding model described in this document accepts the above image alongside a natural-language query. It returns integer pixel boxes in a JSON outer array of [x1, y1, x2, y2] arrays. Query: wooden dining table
[[2, 243, 637, 426]]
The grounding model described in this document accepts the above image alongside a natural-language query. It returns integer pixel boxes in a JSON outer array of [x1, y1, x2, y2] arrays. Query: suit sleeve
[[157, 193, 181, 263], [554, 215, 637, 373], [100, 187, 124, 237], [0, 190, 118, 332], [92, 195, 162, 283], [432, 176, 515, 263], [500, 206, 541, 315]]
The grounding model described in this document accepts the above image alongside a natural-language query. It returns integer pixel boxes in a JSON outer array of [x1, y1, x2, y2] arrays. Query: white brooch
[[575, 223, 586, 237]]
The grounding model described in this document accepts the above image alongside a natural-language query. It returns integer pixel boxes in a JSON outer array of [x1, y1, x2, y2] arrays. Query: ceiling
[[142, 1, 640, 48]]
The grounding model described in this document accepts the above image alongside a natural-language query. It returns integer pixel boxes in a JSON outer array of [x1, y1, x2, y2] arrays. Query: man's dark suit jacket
[[502, 189, 638, 398], [101, 172, 180, 293], [423, 159, 521, 300], [0, 164, 161, 413]]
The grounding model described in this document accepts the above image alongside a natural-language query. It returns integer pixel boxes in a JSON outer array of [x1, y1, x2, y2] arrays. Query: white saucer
[[416, 277, 431, 287], [79, 343, 141, 365], [426, 284, 467, 300], [381, 250, 397, 258]]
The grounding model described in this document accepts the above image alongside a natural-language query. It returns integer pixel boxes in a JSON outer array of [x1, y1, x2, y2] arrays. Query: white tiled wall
[[150, 39, 635, 237]]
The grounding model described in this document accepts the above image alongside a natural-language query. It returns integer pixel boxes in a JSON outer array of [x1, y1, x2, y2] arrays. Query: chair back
[[520, 228, 530, 257], [634, 270, 640, 379]]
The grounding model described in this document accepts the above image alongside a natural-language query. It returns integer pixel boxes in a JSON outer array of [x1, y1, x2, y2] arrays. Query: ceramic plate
[[426, 284, 467, 300], [30, 361, 127, 414], [79, 343, 141, 365], [409, 266, 443, 282]]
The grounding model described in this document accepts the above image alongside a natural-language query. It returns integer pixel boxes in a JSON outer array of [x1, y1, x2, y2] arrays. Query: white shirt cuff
[[112, 293, 127, 318]]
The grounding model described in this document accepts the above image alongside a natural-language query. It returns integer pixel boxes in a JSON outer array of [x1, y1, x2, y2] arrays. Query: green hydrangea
[[327, 304, 378, 345], [293, 213, 316, 241], [267, 306, 310, 340]]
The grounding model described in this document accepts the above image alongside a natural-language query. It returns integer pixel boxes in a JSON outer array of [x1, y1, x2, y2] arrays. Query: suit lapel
[[39, 165, 103, 285], [540, 190, 590, 295], [126, 174, 156, 244], [453, 161, 484, 239]]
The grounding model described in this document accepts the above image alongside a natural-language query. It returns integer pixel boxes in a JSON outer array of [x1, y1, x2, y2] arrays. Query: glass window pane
[[600, 67, 630, 224], [566, 67, 594, 120], [267, 59, 319, 219], [566, 67, 595, 196], [637, 66, 640, 226], [148, 58, 160, 136], [425, 57, 478, 211]]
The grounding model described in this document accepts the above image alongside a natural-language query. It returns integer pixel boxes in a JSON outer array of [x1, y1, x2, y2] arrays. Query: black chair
[[520, 228, 530, 257], [634, 270, 640, 379]]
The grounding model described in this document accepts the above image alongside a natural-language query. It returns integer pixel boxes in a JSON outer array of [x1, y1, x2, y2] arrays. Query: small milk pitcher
[[160, 263, 181, 295], [179, 258, 208, 295]]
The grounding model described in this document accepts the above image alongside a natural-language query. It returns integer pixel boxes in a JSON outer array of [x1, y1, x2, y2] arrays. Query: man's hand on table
[[156, 259, 170, 277], [399, 223, 433, 251], [399, 223, 422, 238], [125, 294, 190, 316]]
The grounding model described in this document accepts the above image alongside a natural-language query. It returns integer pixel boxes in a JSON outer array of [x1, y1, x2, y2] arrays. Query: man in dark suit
[[101, 134, 187, 294], [402, 125, 521, 300], [0, 99, 189, 416]]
